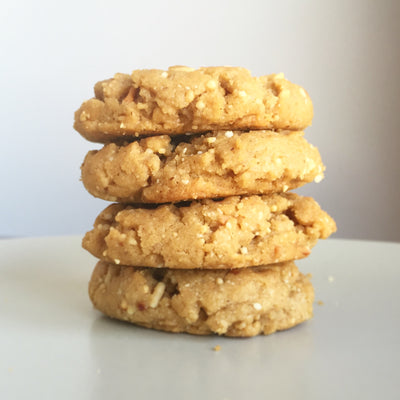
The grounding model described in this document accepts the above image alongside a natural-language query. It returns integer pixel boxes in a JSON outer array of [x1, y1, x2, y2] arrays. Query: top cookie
[[74, 66, 313, 143]]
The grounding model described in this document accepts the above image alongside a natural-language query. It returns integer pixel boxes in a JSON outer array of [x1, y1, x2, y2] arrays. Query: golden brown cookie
[[74, 66, 313, 143], [82, 193, 336, 269], [81, 130, 324, 203], [89, 260, 314, 337]]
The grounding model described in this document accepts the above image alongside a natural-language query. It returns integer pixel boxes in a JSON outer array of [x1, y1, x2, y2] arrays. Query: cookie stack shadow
[[74, 66, 336, 337]]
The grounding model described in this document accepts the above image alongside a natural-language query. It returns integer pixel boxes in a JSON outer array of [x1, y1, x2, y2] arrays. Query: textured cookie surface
[[81, 130, 324, 203], [82, 193, 336, 269], [74, 66, 313, 142], [89, 261, 314, 337]]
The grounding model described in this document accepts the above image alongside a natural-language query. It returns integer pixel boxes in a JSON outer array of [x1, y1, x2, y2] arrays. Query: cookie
[[82, 193, 336, 269], [81, 130, 325, 203], [74, 66, 313, 143], [89, 260, 314, 337]]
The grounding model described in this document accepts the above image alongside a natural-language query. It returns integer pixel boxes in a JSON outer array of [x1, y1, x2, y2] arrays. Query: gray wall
[[1, 0, 399, 241]]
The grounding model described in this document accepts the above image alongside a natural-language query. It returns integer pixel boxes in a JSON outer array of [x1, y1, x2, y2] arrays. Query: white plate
[[1, 236, 399, 399]]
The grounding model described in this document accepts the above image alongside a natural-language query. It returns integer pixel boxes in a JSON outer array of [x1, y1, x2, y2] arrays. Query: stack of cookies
[[74, 66, 336, 337]]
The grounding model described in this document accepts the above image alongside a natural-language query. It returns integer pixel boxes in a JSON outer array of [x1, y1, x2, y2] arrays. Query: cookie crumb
[[314, 173, 324, 183], [213, 345, 221, 352], [299, 88, 307, 97], [196, 100, 205, 110], [206, 80, 217, 90], [128, 238, 137, 245], [280, 89, 290, 98], [120, 300, 128, 310], [206, 136, 217, 144], [317, 300, 324, 306]]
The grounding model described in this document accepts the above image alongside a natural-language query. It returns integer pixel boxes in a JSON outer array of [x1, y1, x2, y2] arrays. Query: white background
[[1, 0, 399, 241]]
